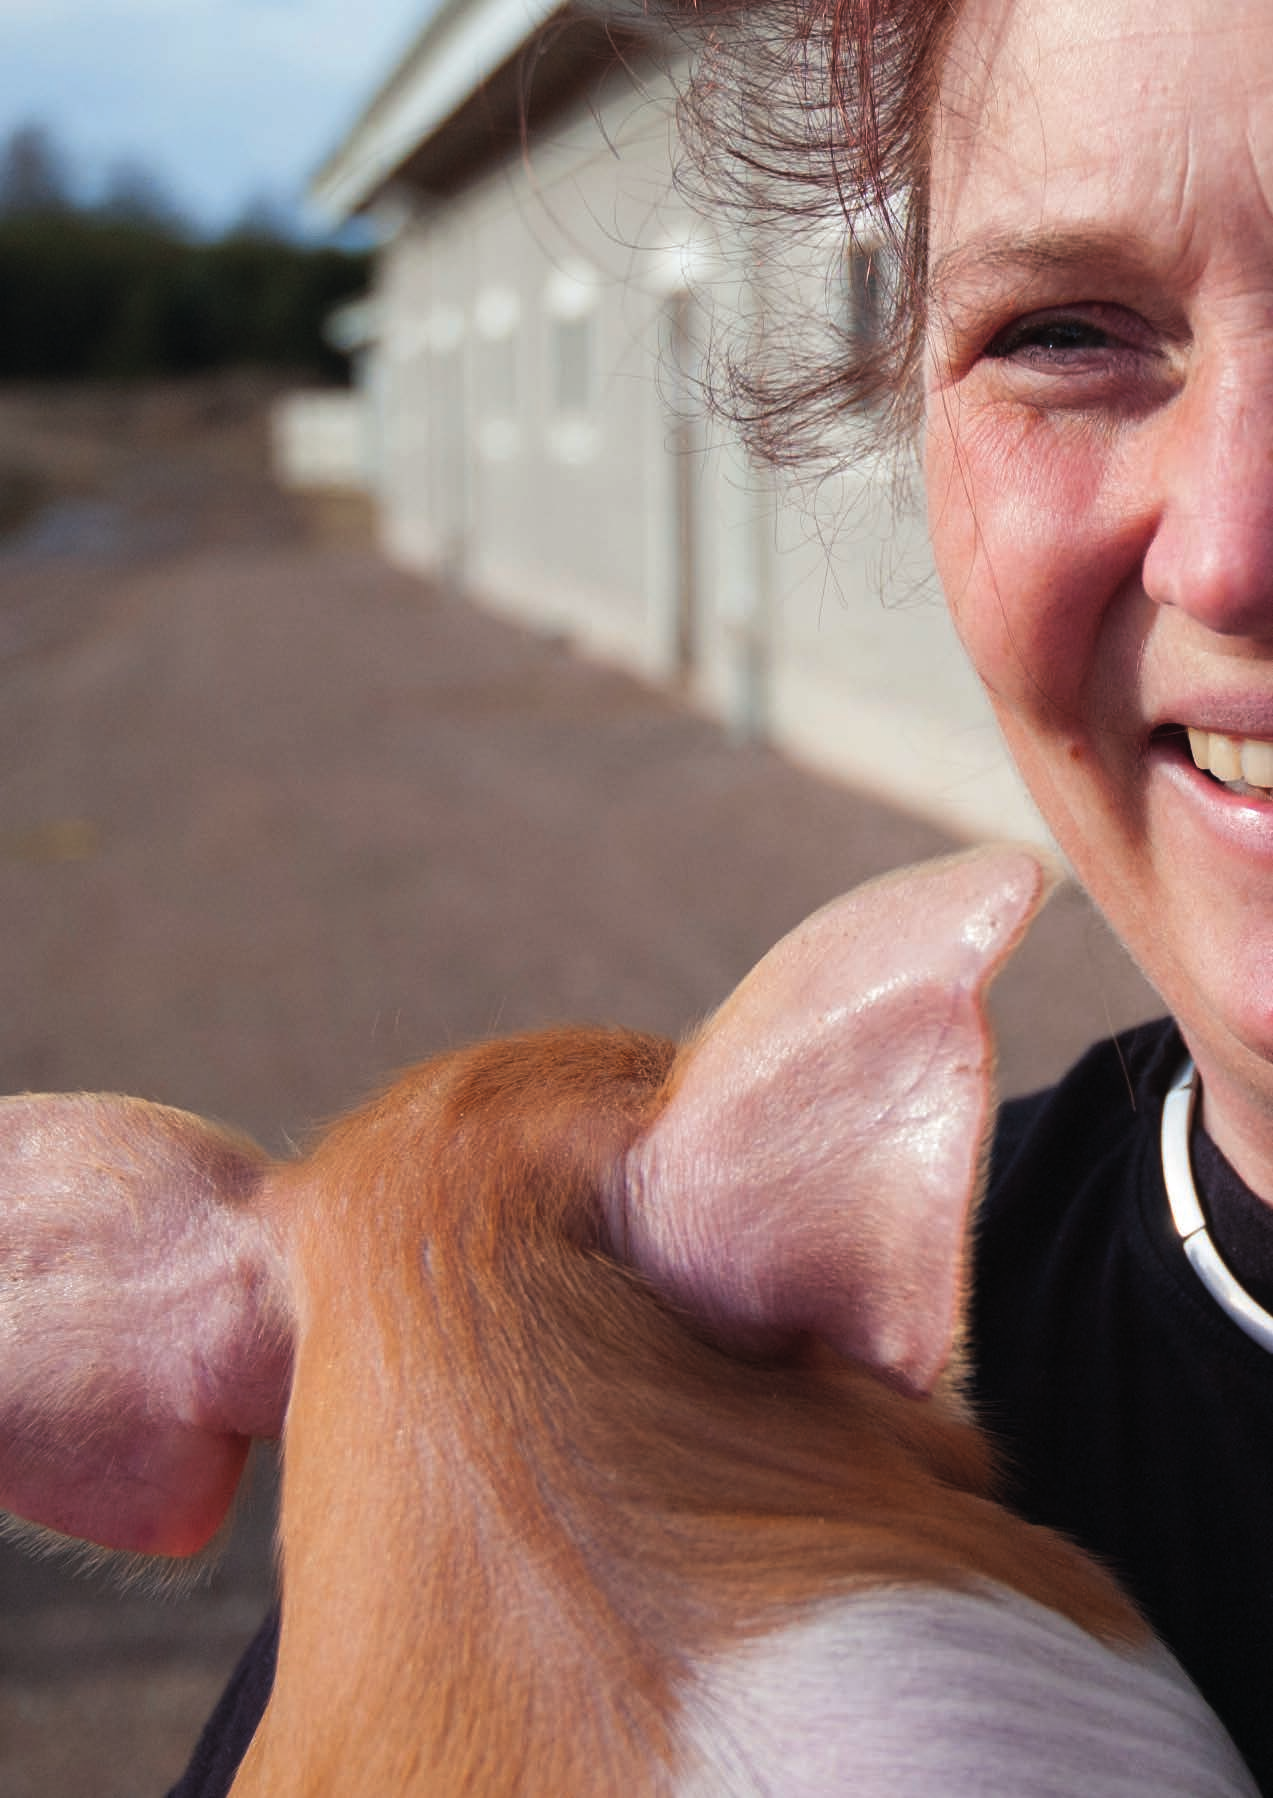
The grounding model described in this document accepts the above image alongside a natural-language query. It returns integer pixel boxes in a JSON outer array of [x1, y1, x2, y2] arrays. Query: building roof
[[312, 0, 663, 220]]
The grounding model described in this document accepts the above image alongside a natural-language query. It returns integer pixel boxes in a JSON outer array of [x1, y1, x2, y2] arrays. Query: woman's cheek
[[926, 399, 1121, 716]]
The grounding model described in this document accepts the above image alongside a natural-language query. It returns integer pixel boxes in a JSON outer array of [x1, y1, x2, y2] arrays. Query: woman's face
[[925, 0, 1273, 1185]]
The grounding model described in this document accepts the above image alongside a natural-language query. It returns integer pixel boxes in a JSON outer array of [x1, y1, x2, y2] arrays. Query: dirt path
[[0, 379, 1157, 1796]]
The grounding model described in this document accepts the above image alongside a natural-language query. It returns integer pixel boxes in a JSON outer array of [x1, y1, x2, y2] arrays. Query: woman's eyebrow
[[928, 228, 1155, 306]]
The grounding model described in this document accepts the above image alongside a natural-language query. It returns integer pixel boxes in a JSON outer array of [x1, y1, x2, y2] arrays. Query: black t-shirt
[[973, 1017, 1273, 1792], [168, 1606, 278, 1797], [169, 1018, 1273, 1795]]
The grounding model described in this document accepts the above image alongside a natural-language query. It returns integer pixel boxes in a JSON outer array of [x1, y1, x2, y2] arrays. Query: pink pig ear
[[0, 1094, 293, 1557], [618, 847, 1054, 1396]]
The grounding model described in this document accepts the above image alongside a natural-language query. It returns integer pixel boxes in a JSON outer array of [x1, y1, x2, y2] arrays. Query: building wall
[[367, 65, 1046, 845], [273, 391, 374, 490]]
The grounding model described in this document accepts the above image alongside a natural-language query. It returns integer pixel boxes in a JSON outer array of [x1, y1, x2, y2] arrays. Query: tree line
[[0, 126, 371, 383]]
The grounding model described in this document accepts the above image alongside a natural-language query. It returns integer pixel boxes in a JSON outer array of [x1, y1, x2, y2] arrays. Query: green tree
[[0, 123, 73, 218]]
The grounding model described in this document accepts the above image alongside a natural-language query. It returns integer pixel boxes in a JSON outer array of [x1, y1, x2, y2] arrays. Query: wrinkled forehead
[[928, 0, 1273, 271]]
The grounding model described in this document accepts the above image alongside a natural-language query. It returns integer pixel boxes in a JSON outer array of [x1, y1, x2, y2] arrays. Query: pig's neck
[[239, 1235, 689, 1794], [238, 1223, 1140, 1797]]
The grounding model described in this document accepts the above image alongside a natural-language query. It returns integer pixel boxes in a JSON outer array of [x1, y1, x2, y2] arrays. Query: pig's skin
[[681, 1589, 1255, 1796]]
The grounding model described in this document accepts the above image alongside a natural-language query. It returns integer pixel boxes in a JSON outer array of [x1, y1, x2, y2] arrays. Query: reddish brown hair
[[677, 0, 958, 467]]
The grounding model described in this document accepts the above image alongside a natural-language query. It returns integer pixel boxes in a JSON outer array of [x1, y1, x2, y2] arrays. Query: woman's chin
[[1045, 758, 1273, 1117], [1165, 963, 1273, 1192]]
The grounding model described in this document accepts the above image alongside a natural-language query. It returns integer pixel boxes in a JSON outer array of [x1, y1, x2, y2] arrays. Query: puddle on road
[[0, 499, 128, 566], [0, 494, 185, 569]]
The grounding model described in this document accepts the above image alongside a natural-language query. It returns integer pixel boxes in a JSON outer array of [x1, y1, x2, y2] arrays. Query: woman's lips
[[1150, 726, 1273, 859]]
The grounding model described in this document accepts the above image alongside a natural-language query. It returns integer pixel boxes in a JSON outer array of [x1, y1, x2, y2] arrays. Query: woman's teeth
[[1188, 728, 1273, 797]]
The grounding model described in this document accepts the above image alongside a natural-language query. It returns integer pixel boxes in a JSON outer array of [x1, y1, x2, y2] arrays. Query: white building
[[302, 0, 1045, 843]]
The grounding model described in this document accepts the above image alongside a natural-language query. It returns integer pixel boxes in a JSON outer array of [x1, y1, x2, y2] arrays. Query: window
[[474, 286, 520, 460], [843, 243, 889, 349], [425, 304, 465, 356], [543, 262, 601, 463], [551, 312, 594, 415]]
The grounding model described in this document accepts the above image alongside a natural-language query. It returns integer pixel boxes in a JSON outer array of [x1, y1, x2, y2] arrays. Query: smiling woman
[[917, 0, 1273, 1786], [925, 0, 1273, 1196], [685, 0, 1273, 1786]]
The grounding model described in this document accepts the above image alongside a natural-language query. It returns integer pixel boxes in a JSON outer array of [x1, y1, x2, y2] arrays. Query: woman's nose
[[1141, 354, 1273, 639]]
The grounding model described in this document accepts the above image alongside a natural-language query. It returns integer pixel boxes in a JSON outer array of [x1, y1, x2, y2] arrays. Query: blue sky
[[0, 0, 433, 235]]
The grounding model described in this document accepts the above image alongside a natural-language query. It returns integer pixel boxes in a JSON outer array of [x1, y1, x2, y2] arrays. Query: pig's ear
[[619, 847, 1054, 1396], [0, 1094, 293, 1557]]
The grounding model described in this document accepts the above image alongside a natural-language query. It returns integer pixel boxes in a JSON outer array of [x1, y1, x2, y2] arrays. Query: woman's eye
[[983, 312, 1115, 360], [937, 297, 1174, 408]]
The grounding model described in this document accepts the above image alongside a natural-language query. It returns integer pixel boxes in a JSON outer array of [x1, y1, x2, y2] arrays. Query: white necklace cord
[[1162, 1058, 1273, 1355]]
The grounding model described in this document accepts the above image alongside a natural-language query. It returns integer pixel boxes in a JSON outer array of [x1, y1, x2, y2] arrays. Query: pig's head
[[0, 845, 1051, 1563]]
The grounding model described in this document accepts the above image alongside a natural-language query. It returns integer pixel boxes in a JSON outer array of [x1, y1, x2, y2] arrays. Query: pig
[[0, 848, 1257, 1795]]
